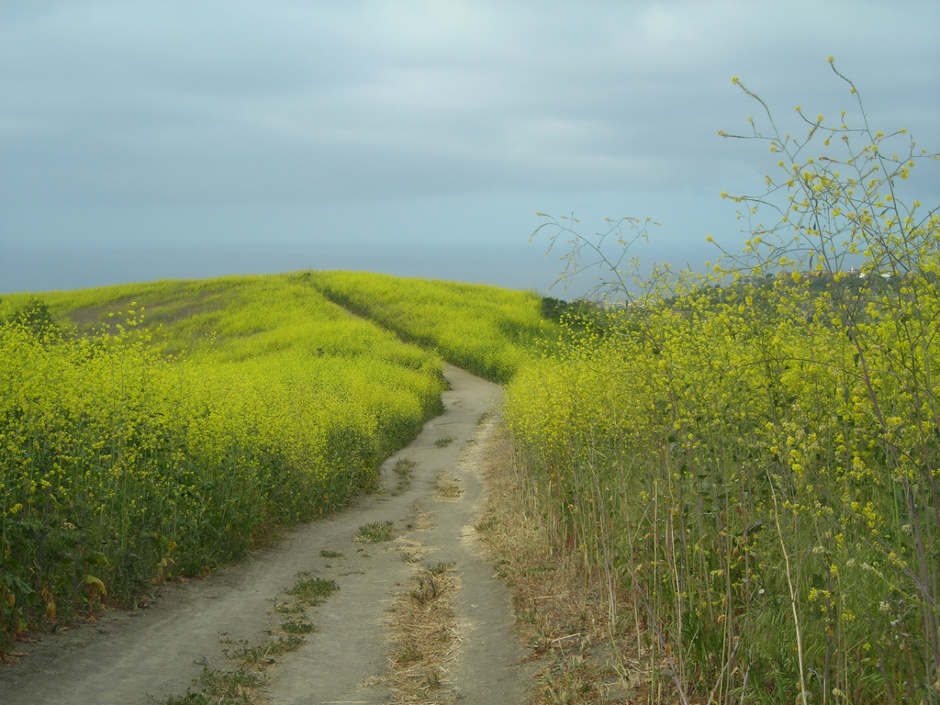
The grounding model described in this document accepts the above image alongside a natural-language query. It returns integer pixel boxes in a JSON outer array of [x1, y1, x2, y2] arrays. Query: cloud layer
[[2, 1, 938, 292]]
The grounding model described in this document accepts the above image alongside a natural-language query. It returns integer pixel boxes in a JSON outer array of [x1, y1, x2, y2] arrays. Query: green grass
[[287, 577, 339, 606], [355, 521, 394, 543], [392, 458, 416, 479], [303, 271, 558, 383], [280, 618, 316, 634]]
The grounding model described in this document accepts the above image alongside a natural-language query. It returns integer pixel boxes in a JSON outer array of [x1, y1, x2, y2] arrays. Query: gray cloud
[[1, 1, 938, 292]]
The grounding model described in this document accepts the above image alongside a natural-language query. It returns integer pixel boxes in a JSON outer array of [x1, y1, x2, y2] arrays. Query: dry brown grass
[[475, 424, 684, 705], [434, 472, 462, 500], [384, 562, 461, 703]]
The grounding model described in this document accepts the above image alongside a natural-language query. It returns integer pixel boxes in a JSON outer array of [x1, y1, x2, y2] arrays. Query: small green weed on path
[[162, 570, 339, 705], [389, 458, 416, 496], [163, 635, 304, 705], [355, 521, 394, 543], [288, 576, 339, 606], [280, 617, 316, 635], [434, 436, 454, 448], [393, 458, 416, 478]]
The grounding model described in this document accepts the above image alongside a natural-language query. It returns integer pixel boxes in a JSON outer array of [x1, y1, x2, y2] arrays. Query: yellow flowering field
[[306, 270, 556, 382], [506, 270, 939, 701], [0, 274, 444, 656], [505, 66, 939, 703]]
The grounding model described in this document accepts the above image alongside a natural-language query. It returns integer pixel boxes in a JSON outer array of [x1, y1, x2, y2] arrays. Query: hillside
[[3, 262, 938, 703]]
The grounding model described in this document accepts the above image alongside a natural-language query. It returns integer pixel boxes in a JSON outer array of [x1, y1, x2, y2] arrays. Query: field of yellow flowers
[[2, 254, 936, 701], [505, 67, 940, 703], [306, 270, 556, 383], [0, 274, 445, 658], [505, 267, 939, 702]]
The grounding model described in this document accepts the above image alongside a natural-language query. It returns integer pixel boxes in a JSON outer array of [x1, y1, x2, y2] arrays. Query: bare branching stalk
[[767, 472, 808, 705]]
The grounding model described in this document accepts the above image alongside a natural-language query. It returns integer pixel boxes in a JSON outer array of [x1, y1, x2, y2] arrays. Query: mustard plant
[[508, 61, 939, 704]]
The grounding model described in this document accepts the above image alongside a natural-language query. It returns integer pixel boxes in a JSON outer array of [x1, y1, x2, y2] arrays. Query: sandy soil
[[0, 365, 536, 705]]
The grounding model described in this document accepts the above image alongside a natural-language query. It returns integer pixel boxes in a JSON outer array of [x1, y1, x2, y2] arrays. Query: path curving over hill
[[0, 365, 534, 705]]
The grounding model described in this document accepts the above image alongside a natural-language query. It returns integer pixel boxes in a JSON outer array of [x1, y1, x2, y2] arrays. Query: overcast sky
[[2, 1, 938, 296]]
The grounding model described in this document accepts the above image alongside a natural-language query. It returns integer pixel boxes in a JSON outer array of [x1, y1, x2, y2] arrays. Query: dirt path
[[0, 365, 535, 705]]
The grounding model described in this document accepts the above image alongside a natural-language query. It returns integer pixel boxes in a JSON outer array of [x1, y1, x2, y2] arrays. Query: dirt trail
[[0, 365, 534, 705]]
